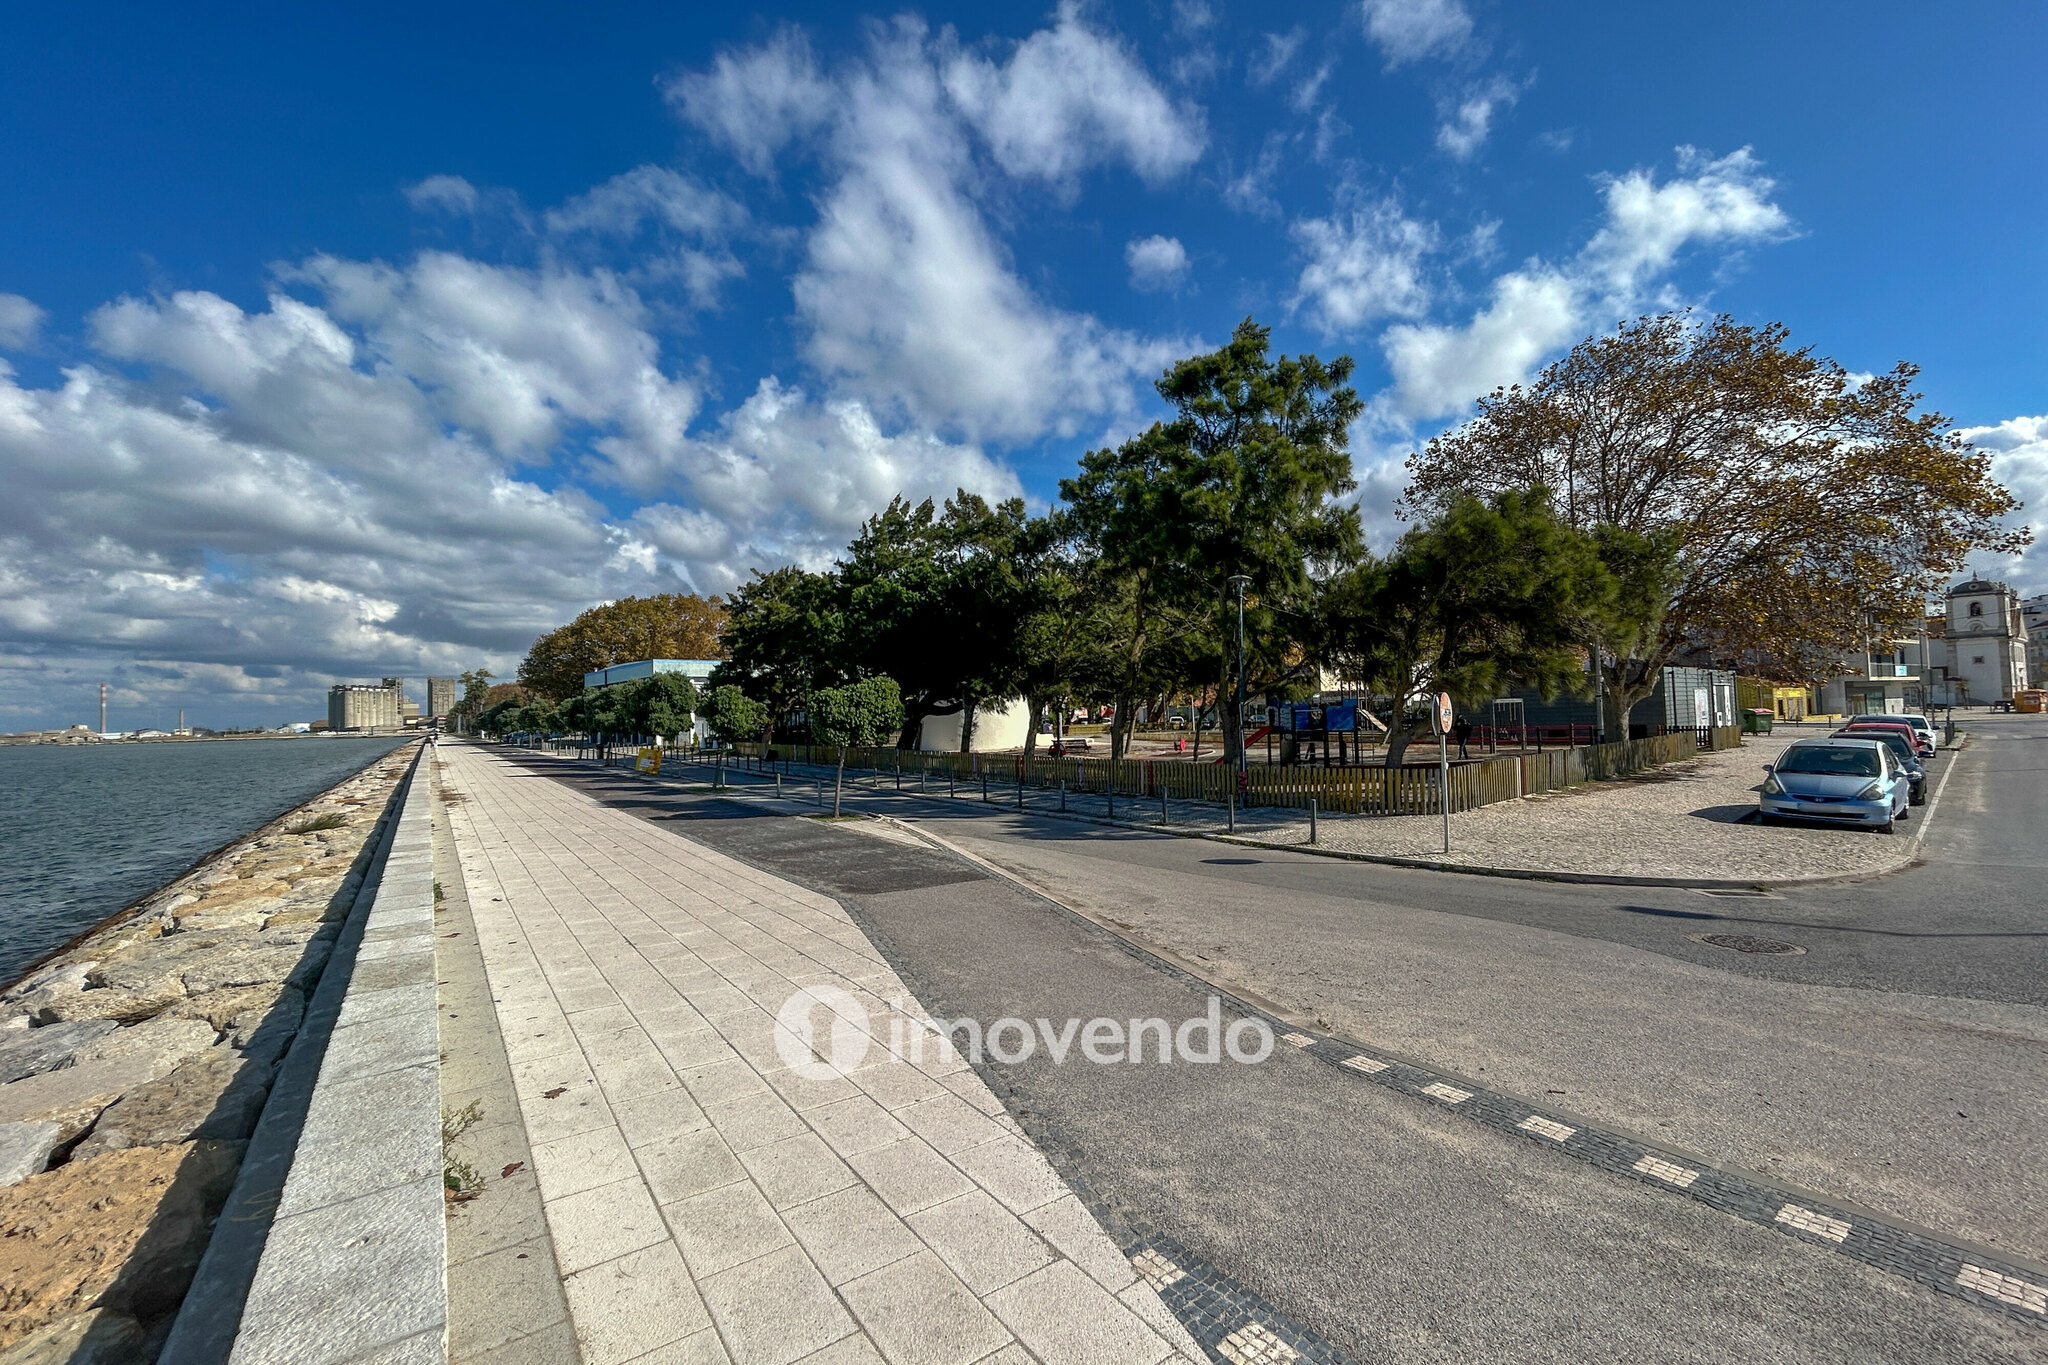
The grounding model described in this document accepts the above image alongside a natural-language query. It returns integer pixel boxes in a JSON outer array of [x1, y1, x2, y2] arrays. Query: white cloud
[[665, 25, 834, 177], [1958, 414, 2048, 596], [0, 295, 45, 350], [403, 175, 481, 215], [544, 166, 749, 308], [673, 16, 1191, 444], [1360, 0, 1473, 66], [941, 3, 1206, 190], [1436, 79, 1520, 160], [1290, 200, 1436, 333], [1248, 29, 1305, 86], [1126, 235, 1191, 293], [1378, 146, 1792, 422], [1224, 132, 1287, 216]]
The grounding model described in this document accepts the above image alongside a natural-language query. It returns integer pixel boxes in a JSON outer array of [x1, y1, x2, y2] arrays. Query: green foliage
[[1317, 488, 1619, 765], [702, 684, 769, 746], [715, 566, 845, 734], [807, 676, 906, 750], [615, 673, 699, 743]]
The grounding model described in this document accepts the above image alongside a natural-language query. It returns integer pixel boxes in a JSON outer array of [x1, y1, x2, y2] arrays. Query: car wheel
[[1875, 818, 1894, 834]]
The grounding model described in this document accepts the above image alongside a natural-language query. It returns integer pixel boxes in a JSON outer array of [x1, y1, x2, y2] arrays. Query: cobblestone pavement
[[694, 727, 1939, 883], [440, 743, 1206, 1365]]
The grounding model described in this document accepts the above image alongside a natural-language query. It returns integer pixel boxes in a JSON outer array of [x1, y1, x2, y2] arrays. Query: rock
[[0, 1308, 145, 1365], [0, 1124, 62, 1188], [226, 988, 305, 1070], [0, 1019, 215, 1129], [0, 1139, 243, 1347], [0, 1022, 117, 1084], [166, 981, 294, 1034], [179, 937, 329, 996], [71, 1047, 275, 1156], [27, 982, 185, 1027]]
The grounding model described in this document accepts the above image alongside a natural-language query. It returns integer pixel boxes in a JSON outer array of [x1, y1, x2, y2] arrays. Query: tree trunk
[[834, 754, 845, 817], [958, 699, 978, 754], [1600, 659, 1661, 742], [1383, 710, 1416, 769], [1022, 695, 1043, 760], [1216, 644, 1240, 770]]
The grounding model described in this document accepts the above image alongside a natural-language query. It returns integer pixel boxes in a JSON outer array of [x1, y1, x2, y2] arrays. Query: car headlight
[[1857, 781, 1885, 800], [1761, 775, 1784, 795]]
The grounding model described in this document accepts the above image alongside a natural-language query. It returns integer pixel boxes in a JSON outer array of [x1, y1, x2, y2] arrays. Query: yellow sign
[[635, 746, 662, 774]]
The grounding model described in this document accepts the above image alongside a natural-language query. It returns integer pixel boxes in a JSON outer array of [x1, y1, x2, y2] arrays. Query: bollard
[[1059, 780, 1067, 813], [816, 779, 824, 806], [1309, 797, 1318, 845], [1106, 786, 1115, 820], [982, 773, 989, 803], [1161, 789, 1168, 825], [949, 773, 955, 798], [1228, 792, 1236, 833], [1016, 778, 1023, 810], [776, 772, 783, 799]]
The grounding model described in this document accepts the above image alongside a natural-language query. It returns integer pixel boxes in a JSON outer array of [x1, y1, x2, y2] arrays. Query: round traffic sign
[[1435, 692, 1453, 732]]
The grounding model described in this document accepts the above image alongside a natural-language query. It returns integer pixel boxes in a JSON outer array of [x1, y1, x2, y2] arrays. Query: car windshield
[[1777, 746, 1881, 777]]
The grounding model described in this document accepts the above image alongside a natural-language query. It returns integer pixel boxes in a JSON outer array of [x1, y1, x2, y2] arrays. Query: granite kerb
[[160, 745, 445, 1365]]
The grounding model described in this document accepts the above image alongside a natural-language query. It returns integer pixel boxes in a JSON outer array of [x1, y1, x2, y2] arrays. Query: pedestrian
[[1453, 715, 1472, 759]]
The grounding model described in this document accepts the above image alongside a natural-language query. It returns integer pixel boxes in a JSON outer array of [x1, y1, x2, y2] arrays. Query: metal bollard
[[1161, 789, 1168, 825], [776, 772, 783, 798], [1107, 786, 1115, 820], [949, 773, 955, 798], [816, 779, 824, 806], [1059, 780, 1067, 812], [1309, 797, 1318, 844], [982, 773, 989, 803], [1228, 792, 1236, 833], [1016, 778, 1023, 810]]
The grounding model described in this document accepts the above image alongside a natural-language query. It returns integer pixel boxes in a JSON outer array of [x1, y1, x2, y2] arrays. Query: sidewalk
[[438, 743, 1206, 1365]]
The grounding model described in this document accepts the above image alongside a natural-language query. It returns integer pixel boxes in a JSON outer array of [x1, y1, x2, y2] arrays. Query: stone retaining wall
[[0, 744, 421, 1364]]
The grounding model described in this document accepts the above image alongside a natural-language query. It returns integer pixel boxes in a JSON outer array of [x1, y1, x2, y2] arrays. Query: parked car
[[1758, 738, 1910, 832], [1832, 727, 1925, 804], [1849, 713, 1938, 752], [1843, 717, 1933, 759]]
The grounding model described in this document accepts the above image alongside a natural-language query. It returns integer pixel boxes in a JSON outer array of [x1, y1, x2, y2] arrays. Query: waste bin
[[1741, 707, 1774, 734]]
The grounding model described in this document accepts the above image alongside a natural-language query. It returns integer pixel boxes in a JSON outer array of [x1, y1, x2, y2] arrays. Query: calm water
[[0, 737, 409, 987]]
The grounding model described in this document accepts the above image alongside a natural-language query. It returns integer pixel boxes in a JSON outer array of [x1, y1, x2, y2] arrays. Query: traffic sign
[[1435, 692, 1453, 733]]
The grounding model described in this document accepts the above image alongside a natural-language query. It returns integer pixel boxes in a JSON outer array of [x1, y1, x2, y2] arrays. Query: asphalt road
[[501, 729, 2048, 1363]]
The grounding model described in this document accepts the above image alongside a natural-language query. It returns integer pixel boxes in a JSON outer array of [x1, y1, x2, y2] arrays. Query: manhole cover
[[1689, 933, 1806, 955]]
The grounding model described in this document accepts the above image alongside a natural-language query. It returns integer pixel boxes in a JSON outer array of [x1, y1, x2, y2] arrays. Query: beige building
[[427, 676, 456, 719], [328, 682, 403, 731], [1929, 577, 2029, 705]]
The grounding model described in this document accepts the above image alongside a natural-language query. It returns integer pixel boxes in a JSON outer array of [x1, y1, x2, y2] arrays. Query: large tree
[[1403, 312, 2028, 724], [1063, 318, 1362, 761], [1318, 488, 1642, 766], [518, 593, 726, 700], [713, 567, 845, 746]]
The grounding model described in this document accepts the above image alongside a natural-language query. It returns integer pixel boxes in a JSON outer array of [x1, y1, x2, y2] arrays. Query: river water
[[0, 737, 410, 987]]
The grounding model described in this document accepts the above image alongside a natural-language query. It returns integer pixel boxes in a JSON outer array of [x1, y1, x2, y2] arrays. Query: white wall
[[918, 698, 1031, 752]]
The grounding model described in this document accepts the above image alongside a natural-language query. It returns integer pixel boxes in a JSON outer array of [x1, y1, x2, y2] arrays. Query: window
[[1970, 602, 1984, 617], [1974, 655, 1986, 665]]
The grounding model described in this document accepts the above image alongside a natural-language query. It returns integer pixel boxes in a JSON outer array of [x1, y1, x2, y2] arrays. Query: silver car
[[1759, 738, 1910, 833]]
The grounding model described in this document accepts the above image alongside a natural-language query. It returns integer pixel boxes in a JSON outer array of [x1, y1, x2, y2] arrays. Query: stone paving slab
[[441, 743, 1207, 1365]]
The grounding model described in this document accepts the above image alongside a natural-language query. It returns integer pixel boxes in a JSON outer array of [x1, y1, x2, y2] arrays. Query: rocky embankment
[[0, 744, 420, 1363]]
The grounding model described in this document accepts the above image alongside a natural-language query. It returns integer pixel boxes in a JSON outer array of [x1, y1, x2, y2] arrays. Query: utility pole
[[1228, 575, 1251, 777]]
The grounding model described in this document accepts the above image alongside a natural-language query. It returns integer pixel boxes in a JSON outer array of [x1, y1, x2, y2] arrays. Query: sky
[[2, 1, 2044, 731]]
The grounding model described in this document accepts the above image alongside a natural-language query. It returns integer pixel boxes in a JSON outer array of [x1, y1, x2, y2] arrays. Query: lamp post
[[1228, 575, 1251, 777]]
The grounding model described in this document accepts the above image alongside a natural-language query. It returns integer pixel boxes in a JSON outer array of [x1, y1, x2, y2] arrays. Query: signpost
[[1432, 692, 1453, 853]]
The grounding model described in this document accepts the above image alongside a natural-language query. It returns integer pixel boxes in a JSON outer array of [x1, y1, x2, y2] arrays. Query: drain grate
[[1689, 933, 1805, 955]]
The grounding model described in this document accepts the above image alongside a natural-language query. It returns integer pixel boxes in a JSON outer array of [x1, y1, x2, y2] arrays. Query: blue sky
[[2, 1, 2044, 730]]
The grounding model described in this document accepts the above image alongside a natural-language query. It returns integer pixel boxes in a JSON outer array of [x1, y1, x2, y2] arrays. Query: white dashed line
[[1420, 1082, 1472, 1104], [1131, 1247, 1186, 1291], [1632, 1155, 1699, 1188], [1957, 1264, 2048, 1313], [1340, 1054, 1387, 1074], [1518, 1115, 1576, 1142], [1219, 1322, 1300, 1364], [1775, 1203, 1851, 1243], [1279, 1031, 1316, 1048]]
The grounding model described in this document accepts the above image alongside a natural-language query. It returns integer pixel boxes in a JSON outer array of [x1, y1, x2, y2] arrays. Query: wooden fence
[[736, 727, 1709, 818]]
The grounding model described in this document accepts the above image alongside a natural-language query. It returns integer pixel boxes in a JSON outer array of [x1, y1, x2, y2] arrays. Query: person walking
[[1453, 715, 1473, 759]]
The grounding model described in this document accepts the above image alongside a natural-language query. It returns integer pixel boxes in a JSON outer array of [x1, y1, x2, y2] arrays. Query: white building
[[917, 698, 1031, 751], [1926, 577, 2029, 706]]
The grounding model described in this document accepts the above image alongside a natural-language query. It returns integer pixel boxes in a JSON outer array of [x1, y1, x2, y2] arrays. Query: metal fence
[[734, 729, 1706, 818]]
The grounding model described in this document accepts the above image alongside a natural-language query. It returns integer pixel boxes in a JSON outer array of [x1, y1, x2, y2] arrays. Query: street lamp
[[1228, 574, 1251, 776]]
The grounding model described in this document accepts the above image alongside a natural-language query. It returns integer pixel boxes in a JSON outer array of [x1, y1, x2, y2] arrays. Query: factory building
[[328, 681, 404, 731]]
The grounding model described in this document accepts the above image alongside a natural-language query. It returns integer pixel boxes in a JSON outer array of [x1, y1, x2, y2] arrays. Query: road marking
[[1775, 1203, 1851, 1243], [1131, 1247, 1186, 1291], [1518, 1115, 1575, 1142], [1420, 1082, 1471, 1104], [1958, 1264, 2048, 1313], [1218, 1322, 1300, 1364], [1279, 1031, 1316, 1048], [1632, 1155, 1699, 1188], [1339, 1054, 1387, 1074]]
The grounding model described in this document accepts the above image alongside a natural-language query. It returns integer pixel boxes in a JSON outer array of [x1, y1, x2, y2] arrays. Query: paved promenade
[[439, 743, 1205, 1365]]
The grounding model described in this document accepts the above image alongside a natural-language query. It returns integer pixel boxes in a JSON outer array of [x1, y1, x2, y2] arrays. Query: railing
[[734, 728, 1709, 818]]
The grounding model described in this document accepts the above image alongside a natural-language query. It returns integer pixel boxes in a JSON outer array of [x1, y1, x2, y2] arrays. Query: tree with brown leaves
[[517, 593, 726, 701]]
